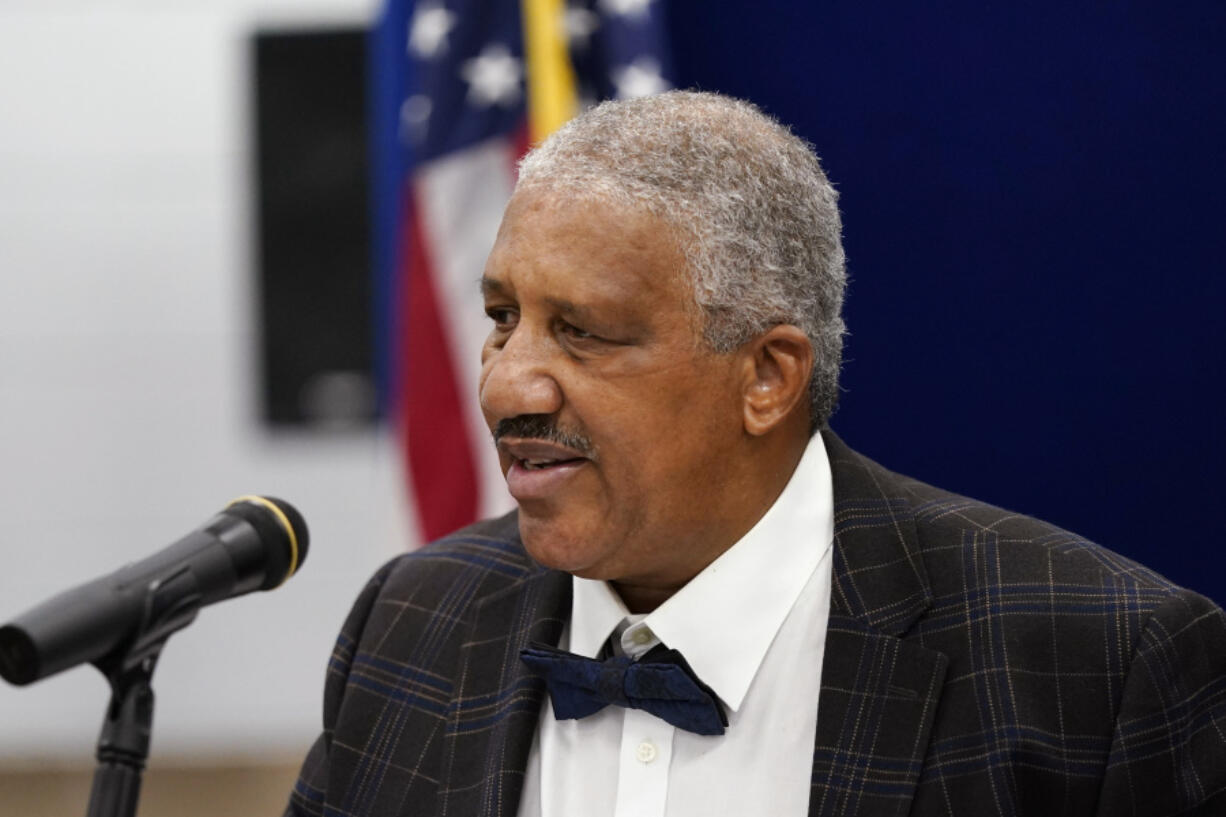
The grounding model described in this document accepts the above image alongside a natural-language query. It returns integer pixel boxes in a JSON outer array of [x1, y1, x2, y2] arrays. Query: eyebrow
[[479, 276, 507, 298], [544, 296, 600, 324], [480, 277, 598, 322]]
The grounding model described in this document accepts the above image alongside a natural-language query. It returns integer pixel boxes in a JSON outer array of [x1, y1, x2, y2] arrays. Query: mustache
[[493, 415, 596, 458]]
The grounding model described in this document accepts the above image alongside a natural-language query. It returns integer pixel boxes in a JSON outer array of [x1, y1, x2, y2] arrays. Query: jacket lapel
[[436, 564, 571, 817], [809, 432, 949, 817]]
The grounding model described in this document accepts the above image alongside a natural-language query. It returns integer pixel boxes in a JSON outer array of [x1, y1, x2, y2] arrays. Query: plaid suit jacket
[[286, 433, 1226, 816]]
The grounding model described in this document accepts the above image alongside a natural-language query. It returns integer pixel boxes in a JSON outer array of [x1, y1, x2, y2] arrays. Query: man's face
[[479, 190, 750, 594]]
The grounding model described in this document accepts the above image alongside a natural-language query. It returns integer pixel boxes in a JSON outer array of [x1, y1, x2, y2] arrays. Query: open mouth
[[504, 453, 589, 501], [518, 456, 586, 471], [498, 437, 593, 500]]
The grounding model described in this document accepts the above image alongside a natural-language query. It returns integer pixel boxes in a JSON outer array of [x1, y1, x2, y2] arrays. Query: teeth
[[522, 459, 556, 470]]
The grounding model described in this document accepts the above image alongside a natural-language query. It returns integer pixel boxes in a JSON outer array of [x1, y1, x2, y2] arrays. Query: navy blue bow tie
[[520, 641, 728, 736]]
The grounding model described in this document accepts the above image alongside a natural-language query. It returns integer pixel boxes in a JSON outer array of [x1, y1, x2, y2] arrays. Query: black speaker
[[252, 27, 375, 427]]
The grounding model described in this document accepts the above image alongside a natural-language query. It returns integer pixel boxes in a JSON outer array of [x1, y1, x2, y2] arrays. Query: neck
[[610, 580, 684, 615]]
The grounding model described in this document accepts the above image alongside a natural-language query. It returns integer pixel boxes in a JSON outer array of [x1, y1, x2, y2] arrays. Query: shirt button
[[635, 740, 657, 764], [631, 628, 654, 646]]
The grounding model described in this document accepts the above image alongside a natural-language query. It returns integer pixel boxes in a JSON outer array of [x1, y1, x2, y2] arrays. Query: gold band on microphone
[[228, 495, 299, 584]]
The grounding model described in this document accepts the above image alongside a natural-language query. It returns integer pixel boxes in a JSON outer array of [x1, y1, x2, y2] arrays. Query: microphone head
[[263, 496, 310, 569], [0, 627, 38, 686], [225, 496, 309, 588]]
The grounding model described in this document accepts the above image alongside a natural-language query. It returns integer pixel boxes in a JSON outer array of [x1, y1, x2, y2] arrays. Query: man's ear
[[740, 325, 814, 437]]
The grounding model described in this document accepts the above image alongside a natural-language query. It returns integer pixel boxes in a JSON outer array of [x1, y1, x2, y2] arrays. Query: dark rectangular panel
[[253, 27, 375, 427]]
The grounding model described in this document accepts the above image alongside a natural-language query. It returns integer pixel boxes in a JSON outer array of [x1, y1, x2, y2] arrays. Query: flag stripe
[[415, 140, 520, 520], [402, 189, 480, 539]]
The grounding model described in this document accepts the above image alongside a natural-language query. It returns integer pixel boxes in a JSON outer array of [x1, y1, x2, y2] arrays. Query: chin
[[517, 514, 609, 576]]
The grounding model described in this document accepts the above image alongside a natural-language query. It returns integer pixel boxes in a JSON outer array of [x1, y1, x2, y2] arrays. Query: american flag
[[371, 0, 675, 542]]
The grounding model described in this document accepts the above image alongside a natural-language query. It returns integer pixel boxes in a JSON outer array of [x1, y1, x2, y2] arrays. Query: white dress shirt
[[516, 433, 835, 817]]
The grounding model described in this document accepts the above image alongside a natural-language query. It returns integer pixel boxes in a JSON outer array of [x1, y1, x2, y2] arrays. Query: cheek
[[617, 380, 743, 486], [595, 403, 707, 500]]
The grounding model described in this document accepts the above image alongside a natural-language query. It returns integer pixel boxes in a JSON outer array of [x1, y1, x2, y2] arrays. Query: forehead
[[484, 188, 693, 309]]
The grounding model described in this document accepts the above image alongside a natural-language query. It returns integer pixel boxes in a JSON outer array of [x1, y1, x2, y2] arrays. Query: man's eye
[[560, 322, 595, 341], [485, 307, 517, 327]]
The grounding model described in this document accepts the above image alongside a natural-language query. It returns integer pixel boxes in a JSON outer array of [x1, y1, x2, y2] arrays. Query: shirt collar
[[569, 433, 834, 712], [568, 575, 631, 659]]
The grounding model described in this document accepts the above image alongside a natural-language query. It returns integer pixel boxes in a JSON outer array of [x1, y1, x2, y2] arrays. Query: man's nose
[[480, 327, 564, 422]]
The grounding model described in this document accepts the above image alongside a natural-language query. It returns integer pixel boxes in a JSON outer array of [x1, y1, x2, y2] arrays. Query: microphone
[[0, 495, 308, 687]]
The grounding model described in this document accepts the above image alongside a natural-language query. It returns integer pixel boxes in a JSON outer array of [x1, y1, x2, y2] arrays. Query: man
[[287, 92, 1226, 816]]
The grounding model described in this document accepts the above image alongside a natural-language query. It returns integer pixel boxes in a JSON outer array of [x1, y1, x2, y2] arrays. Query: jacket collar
[[809, 430, 948, 817], [822, 429, 935, 635]]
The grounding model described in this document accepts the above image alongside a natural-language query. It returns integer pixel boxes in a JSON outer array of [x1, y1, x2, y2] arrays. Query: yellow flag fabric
[[521, 0, 579, 142]]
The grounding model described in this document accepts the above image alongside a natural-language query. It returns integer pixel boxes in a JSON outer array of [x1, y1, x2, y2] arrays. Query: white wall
[[0, 0, 414, 763]]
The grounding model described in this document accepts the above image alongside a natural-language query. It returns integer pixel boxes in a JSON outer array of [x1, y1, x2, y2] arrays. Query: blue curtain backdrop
[[664, 3, 1225, 604]]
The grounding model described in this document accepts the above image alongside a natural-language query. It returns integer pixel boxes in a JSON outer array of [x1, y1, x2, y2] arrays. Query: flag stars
[[400, 94, 432, 144], [461, 44, 524, 108], [611, 56, 669, 99], [563, 7, 601, 51], [599, 0, 654, 20], [408, 2, 457, 59]]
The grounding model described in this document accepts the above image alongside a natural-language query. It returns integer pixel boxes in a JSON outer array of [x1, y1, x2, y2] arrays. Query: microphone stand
[[85, 566, 203, 817], [86, 656, 157, 817]]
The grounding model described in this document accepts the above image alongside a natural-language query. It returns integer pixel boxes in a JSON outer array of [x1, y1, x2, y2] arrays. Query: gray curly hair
[[516, 90, 847, 433]]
